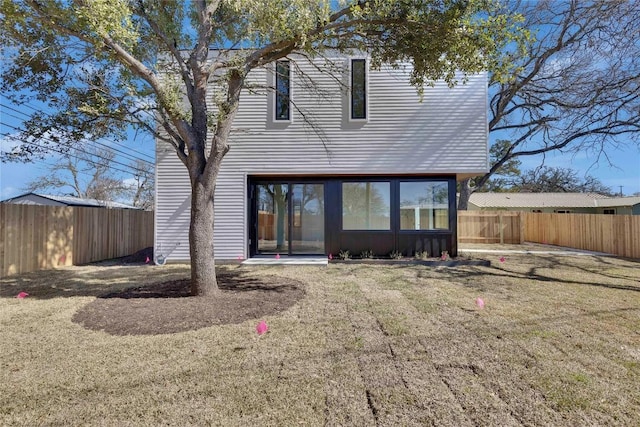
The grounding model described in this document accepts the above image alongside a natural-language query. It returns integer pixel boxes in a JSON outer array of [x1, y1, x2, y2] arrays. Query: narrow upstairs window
[[275, 60, 290, 121], [351, 59, 366, 120]]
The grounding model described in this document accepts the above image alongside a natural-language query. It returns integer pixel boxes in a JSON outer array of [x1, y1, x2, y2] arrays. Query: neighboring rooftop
[[0, 192, 140, 209], [468, 192, 640, 208]]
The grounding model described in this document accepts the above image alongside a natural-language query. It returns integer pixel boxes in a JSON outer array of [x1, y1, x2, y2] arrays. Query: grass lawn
[[1, 251, 640, 426]]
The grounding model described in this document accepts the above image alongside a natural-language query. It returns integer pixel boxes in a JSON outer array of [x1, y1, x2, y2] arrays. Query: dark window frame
[[249, 175, 458, 258], [339, 178, 454, 233], [275, 60, 291, 121], [350, 59, 367, 120]]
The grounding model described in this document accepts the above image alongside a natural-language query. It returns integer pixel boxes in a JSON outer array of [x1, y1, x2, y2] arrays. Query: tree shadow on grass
[[436, 255, 640, 293], [0, 265, 190, 299], [99, 272, 302, 299]]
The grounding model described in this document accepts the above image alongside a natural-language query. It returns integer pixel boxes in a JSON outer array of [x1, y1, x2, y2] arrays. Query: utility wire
[[17, 100, 156, 161], [0, 144, 131, 186], [0, 103, 155, 165], [0, 121, 151, 177], [0, 130, 151, 178]]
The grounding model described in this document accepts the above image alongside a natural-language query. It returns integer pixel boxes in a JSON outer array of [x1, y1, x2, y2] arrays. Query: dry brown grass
[[1, 252, 640, 426]]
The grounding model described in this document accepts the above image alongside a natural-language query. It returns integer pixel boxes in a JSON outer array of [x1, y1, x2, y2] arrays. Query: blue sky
[[514, 143, 640, 196]]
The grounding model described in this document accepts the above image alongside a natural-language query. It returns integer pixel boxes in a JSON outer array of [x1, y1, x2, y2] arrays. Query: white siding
[[156, 56, 488, 261]]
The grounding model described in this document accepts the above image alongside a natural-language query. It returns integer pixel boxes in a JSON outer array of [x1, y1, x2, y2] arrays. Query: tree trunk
[[189, 178, 217, 296], [187, 71, 241, 297], [458, 178, 472, 211]]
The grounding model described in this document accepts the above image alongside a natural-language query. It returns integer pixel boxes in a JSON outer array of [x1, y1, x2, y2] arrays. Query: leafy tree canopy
[[1, 0, 525, 161]]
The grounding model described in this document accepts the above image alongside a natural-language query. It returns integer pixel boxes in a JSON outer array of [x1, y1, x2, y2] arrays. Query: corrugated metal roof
[[595, 197, 640, 207], [40, 194, 139, 209], [2, 192, 140, 209], [467, 192, 640, 208]]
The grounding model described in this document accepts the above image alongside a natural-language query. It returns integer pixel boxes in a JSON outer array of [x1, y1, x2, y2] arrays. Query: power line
[[0, 103, 155, 166], [0, 130, 151, 179], [0, 121, 152, 177], [0, 145, 126, 188], [17, 101, 156, 161]]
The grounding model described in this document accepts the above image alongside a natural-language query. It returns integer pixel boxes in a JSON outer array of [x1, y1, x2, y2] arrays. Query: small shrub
[[360, 249, 375, 259], [389, 250, 403, 259], [338, 249, 351, 260], [414, 250, 429, 260]]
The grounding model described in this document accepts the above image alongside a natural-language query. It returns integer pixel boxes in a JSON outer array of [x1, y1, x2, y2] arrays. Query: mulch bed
[[72, 271, 305, 336]]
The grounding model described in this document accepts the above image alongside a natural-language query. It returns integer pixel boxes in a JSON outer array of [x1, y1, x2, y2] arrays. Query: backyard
[[1, 248, 639, 426]]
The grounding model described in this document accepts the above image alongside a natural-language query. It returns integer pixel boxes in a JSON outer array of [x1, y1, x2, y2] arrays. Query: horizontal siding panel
[[157, 55, 488, 261]]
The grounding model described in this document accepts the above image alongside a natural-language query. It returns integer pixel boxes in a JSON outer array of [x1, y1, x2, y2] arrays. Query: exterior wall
[[156, 55, 488, 261], [595, 206, 633, 215]]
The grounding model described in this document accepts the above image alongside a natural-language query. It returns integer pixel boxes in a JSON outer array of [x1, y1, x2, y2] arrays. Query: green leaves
[[75, 0, 138, 48]]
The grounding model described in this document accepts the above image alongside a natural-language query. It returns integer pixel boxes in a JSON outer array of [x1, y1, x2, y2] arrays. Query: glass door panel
[[257, 184, 289, 254], [291, 184, 324, 254]]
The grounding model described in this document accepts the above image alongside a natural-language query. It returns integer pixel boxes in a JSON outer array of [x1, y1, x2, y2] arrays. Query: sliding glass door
[[255, 182, 324, 255], [291, 183, 324, 254], [256, 184, 289, 253]]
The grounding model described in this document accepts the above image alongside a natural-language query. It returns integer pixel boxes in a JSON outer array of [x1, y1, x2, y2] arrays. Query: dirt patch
[[72, 270, 305, 336]]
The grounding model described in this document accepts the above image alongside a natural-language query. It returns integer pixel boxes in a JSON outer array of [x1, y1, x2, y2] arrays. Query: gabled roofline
[[1, 192, 141, 209]]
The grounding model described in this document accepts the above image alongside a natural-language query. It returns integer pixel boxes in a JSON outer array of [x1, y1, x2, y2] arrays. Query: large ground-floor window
[[399, 181, 449, 230], [249, 175, 457, 257], [342, 181, 391, 230]]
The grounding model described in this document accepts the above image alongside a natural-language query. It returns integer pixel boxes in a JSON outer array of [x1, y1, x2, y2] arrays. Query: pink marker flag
[[237, 255, 244, 260], [275, 253, 280, 260], [328, 253, 333, 260], [256, 320, 268, 335], [499, 256, 506, 263], [476, 297, 485, 309], [145, 256, 150, 264], [16, 292, 29, 299]]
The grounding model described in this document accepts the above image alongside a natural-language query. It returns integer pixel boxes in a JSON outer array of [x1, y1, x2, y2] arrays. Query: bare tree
[[24, 147, 130, 201], [458, 0, 640, 209], [505, 166, 616, 195], [127, 159, 154, 210]]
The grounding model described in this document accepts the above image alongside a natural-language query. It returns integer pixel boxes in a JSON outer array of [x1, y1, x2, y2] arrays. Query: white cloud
[[1, 185, 19, 200], [122, 177, 137, 189], [0, 132, 22, 153]]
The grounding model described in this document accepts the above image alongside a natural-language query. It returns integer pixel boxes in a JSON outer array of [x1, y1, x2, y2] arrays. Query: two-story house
[[155, 54, 488, 261]]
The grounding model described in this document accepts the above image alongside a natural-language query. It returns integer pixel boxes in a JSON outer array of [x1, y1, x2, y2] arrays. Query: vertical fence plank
[[522, 212, 640, 258], [458, 211, 522, 244], [1, 205, 153, 277]]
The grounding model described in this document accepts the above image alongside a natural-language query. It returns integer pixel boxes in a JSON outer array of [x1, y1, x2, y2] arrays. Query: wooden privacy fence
[[1, 204, 154, 277], [458, 211, 524, 244], [523, 212, 640, 259]]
